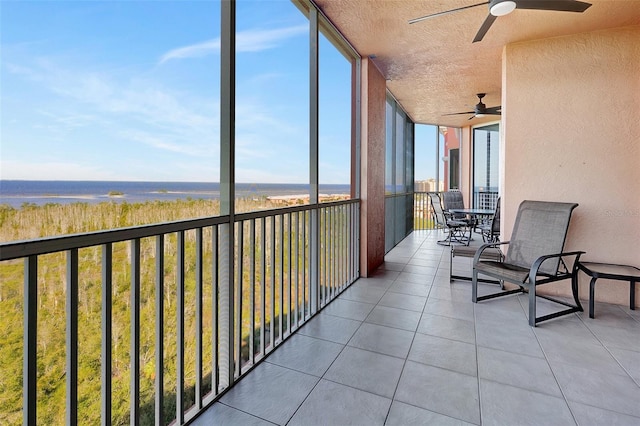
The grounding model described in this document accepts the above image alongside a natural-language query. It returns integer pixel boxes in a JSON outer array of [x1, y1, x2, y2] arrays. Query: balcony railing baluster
[[278, 216, 284, 343], [66, 248, 79, 426], [294, 211, 300, 328], [340, 206, 343, 289], [330, 206, 335, 300], [341, 206, 344, 288], [24, 255, 38, 426], [235, 222, 243, 373], [287, 213, 292, 335], [270, 215, 276, 351], [331, 206, 335, 299], [249, 219, 256, 365], [322, 208, 328, 306], [102, 243, 113, 426], [130, 239, 141, 425], [334, 206, 338, 295], [153, 237, 163, 426], [303, 211, 308, 320], [195, 228, 203, 410], [211, 225, 219, 396], [176, 232, 184, 424], [260, 218, 266, 358]]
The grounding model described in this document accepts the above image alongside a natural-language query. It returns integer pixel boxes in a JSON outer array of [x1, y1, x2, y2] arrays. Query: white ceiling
[[313, 0, 640, 127]]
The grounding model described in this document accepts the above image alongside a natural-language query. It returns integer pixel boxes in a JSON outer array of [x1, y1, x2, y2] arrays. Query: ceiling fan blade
[[485, 106, 502, 114], [473, 14, 497, 43], [409, 2, 488, 24], [443, 111, 475, 116], [514, 0, 592, 13]]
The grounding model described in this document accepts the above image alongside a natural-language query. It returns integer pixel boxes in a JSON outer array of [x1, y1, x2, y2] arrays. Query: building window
[[473, 123, 500, 208]]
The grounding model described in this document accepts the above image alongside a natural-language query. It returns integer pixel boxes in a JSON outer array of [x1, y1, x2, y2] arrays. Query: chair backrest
[[428, 193, 446, 228], [505, 200, 578, 275], [442, 191, 465, 211], [491, 197, 501, 236]]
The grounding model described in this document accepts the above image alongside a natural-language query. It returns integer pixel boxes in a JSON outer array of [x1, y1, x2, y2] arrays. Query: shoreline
[[0, 180, 350, 209]]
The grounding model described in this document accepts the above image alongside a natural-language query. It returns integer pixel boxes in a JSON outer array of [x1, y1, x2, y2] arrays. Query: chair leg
[[589, 277, 597, 318], [472, 267, 478, 302], [571, 272, 583, 313], [529, 283, 537, 327], [449, 247, 453, 283], [437, 227, 452, 246]]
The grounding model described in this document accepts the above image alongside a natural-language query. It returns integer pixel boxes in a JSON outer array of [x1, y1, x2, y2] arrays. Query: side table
[[578, 262, 640, 319]]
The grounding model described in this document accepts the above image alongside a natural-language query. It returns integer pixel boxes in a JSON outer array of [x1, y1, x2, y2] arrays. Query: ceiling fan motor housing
[[475, 93, 487, 113]]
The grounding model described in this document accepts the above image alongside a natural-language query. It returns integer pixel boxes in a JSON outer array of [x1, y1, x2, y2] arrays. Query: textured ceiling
[[313, 0, 640, 127]]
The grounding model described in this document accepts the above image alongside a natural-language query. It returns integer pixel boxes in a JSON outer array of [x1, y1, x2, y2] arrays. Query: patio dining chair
[[442, 191, 470, 222], [472, 200, 584, 327], [428, 192, 470, 246], [475, 196, 501, 243]]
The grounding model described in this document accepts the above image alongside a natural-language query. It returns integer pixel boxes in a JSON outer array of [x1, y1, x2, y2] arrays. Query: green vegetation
[[0, 197, 306, 425], [108, 191, 124, 197]]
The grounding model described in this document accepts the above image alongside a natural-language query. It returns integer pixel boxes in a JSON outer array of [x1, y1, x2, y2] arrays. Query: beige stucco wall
[[502, 26, 640, 306], [360, 58, 387, 276]]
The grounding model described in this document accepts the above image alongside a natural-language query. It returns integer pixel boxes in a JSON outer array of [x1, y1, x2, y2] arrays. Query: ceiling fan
[[409, 0, 592, 43], [444, 93, 501, 119]]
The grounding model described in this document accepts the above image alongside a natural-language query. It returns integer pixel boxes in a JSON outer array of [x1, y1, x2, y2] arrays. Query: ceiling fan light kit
[[490, 0, 516, 16]]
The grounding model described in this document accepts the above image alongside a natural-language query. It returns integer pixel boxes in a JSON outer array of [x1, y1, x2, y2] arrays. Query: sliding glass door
[[472, 123, 500, 208], [385, 94, 414, 252]]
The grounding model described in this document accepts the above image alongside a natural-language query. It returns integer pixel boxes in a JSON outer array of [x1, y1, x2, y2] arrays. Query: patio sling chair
[[428, 192, 470, 246], [471, 200, 585, 327], [475, 197, 501, 243], [442, 191, 471, 222], [451, 197, 503, 283]]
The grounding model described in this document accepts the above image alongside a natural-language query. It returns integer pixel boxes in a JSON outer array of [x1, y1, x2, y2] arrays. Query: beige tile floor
[[194, 230, 640, 425]]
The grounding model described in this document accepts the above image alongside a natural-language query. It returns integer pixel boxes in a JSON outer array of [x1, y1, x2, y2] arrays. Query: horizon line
[[0, 179, 352, 185]]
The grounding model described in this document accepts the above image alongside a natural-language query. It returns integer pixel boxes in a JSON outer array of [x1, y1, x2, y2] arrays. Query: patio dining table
[[449, 208, 495, 227], [444, 208, 495, 246], [448, 208, 495, 217]]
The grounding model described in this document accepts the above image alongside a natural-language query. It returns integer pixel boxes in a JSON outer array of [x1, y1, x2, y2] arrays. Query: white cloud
[[5, 58, 221, 158], [159, 39, 220, 64], [2, 24, 312, 183], [120, 129, 216, 158], [236, 25, 307, 52], [159, 24, 307, 64]]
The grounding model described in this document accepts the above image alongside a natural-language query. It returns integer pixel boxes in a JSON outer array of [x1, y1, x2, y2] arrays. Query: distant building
[[415, 179, 439, 192]]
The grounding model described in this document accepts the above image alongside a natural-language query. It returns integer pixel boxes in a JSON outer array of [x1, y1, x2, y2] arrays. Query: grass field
[[0, 197, 315, 425]]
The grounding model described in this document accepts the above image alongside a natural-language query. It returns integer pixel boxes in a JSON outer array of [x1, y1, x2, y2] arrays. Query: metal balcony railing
[[414, 192, 436, 230], [473, 191, 499, 209], [0, 199, 360, 425]]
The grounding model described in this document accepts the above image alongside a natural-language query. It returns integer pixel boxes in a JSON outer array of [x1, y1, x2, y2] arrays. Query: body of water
[[0, 180, 350, 208]]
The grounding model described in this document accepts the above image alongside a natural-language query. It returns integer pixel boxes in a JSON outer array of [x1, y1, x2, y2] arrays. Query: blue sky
[[414, 124, 440, 182], [1, 0, 352, 184]]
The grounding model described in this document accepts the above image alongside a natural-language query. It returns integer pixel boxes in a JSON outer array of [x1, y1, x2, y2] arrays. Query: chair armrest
[[473, 241, 510, 264], [443, 211, 458, 222], [529, 251, 585, 281]]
